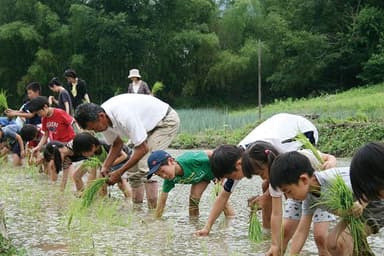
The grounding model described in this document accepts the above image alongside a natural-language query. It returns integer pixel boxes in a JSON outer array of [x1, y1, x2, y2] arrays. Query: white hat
[[128, 69, 141, 79]]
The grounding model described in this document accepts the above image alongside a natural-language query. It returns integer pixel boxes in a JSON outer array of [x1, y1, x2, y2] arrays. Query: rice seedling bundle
[[67, 177, 108, 229], [0, 90, 8, 112], [314, 174, 372, 255], [81, 177, 108, 209], [80, 157, 102, 169], [295, 132, 324, 165], [152, 81, 165, 96], [248, 203, 263, 242]]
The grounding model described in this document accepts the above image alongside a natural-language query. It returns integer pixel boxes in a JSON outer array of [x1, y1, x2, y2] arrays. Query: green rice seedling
[[295, 132, 324, 165], [68, 177, 108, 229], [211, 179, 222, 201], [248, 203, 263, 242], [314, 174, 373, 255], [0, 90, 8, 112], [152, 81, 165, 96], [80, 177, 108, 209], [80, 157, 102, 169]]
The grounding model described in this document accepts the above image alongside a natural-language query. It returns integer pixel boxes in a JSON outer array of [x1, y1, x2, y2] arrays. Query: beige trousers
[[127, 108, 180, 187]]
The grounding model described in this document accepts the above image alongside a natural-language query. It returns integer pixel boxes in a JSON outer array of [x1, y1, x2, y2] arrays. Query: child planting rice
[[43, 141, 85, 191], [350, 142, 384, 203], [28, 96, 76, 176], [241, 141, 336, 255], [147, 149, 234, 218], [269, 151, 384, 256], [0, 124, 26, 166], [72, 132, 132, 198]]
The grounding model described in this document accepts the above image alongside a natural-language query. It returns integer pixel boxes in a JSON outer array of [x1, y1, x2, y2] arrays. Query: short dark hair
[[28, 96, 49, 112], [74, 103, 105, 129], [20, 124, 38, 142], [350, 142, 384, 203], [270, 151, 314, 190], [242, 141, 280, 179], [48, 77, 61, 88], [210, 144, 243, 179], [64, 69, 77, 78], [73, 132, 100, 154], [44, 141, 65, 173], [25, 82, 41, 93]]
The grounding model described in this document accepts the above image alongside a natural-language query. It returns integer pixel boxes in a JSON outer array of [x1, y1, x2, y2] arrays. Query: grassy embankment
[[172, 83, 384, 157]]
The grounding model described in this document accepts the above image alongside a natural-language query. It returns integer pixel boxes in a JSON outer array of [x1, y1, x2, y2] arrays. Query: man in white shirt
[[74, 94, 180, 208]]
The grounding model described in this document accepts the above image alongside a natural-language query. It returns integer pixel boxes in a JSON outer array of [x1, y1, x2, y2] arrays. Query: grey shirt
[[302, 167, 350, 215]]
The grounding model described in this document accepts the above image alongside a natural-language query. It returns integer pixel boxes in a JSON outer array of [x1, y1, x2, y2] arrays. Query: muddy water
[[0, 152, 382, 256]]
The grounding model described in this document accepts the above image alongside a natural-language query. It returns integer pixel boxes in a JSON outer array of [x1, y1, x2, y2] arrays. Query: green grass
[[177, 84, 384, 134]]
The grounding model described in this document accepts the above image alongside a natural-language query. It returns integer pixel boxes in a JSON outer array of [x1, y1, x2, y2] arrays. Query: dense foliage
[[1, 0, 384, 107]]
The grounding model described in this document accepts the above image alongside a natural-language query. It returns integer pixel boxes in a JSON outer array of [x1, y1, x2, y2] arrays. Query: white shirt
[[101, 94, 169, 146], [132, 81, 140, 93], [226, 113, 319, 194], [238, 113, 318, 152]]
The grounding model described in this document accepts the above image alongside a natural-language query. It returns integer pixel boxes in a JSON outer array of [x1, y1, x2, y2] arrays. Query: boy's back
[[162, 151, 213, 193]]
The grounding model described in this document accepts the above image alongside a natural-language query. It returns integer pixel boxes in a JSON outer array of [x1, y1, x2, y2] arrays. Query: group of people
[[0, 68, 384, 255]]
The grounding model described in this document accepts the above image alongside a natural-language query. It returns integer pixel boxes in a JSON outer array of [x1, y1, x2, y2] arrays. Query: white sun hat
[[128, 69, 141, 79]]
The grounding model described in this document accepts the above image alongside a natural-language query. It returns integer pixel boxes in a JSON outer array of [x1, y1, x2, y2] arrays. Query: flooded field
[[0, 151, 383, 255]]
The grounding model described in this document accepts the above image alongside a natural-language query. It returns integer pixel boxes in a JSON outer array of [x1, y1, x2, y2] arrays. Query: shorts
[[363, 200, 384, 234], [10, 142, 21, 157], [283, 199, 336, 223], [110, 158, 128, 172]]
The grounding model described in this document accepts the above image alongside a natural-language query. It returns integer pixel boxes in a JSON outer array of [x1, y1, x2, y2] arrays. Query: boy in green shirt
[[147, 150, 234, 218]]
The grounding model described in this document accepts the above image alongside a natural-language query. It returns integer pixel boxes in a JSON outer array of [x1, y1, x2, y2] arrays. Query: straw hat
[[128, 69, 141, 79]]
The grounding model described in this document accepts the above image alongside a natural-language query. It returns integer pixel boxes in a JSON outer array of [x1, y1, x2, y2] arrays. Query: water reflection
[[0, 155, 382, 255]]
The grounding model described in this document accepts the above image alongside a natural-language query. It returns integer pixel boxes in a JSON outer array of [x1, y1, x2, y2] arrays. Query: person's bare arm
[[155, 192, 168, 218], [106, 140, 148, 185], [5, 109, 34, 119], [111, 149, 128, 166], [63, 101, 70, 114], [195, 189, 232, 236], [32, 133, 48, 153], [266, 196, 283, 256], [15, 134, 25, 158], [320, 153, 337, 170], [288, 214, 313, 255]]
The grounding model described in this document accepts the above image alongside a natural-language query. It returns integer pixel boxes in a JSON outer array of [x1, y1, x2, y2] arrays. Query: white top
[[224, 113, 319, 193], [101, 93, 169, 146], [238, 113, 318, 152], [132, 81, 140, 93]]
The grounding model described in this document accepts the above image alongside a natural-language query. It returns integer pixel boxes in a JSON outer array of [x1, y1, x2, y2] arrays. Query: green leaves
[[0, 90, 8, 112]]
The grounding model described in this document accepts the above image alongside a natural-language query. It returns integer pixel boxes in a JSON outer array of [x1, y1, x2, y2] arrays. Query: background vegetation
[[172, 83, 384, 156], [1, 0, 384, 107]]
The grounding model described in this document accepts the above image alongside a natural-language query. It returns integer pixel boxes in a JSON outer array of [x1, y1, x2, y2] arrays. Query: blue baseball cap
[[147, 150, 171, 179]]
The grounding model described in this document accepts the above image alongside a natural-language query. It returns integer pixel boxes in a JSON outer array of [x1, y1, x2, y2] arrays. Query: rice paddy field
[[1, 151, 383, 256]]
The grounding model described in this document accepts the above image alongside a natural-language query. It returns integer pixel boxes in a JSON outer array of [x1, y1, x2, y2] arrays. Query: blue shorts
[[10, 141, 21, 157], [110, 158, 129, 172]]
